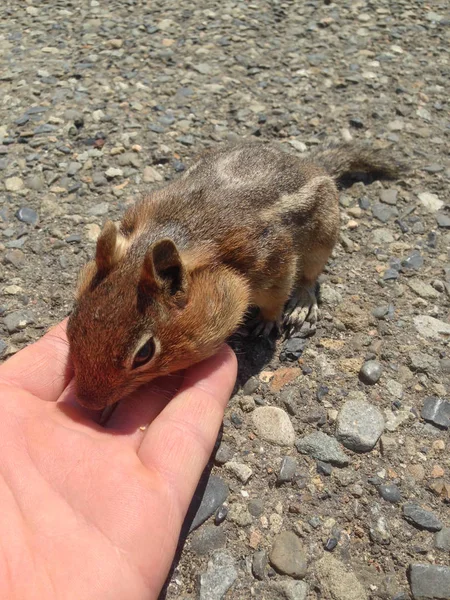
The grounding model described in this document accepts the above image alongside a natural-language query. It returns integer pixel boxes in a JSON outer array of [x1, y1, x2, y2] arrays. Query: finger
[[0, 320, 72, 402], [138, 345, 236, 515]]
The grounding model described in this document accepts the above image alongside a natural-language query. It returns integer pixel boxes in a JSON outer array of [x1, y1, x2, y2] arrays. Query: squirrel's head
[[67, 219, 247, 410]]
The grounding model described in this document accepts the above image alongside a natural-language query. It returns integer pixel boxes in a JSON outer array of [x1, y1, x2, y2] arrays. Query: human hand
[[0, 321, 237, 600]]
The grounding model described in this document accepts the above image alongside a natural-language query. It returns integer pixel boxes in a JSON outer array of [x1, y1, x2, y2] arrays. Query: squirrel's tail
[[310, 143, 406, 186]]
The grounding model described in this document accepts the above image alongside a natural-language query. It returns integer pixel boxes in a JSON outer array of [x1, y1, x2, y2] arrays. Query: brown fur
[[67, 141, 402, 409]]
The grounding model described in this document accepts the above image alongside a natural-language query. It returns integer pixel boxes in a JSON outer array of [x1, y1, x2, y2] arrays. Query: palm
[[0, 322, 236, 600]]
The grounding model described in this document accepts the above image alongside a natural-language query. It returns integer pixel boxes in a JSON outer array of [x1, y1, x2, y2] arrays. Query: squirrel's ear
[[95, 221, 117, 276], [141, 239, 188, 300]]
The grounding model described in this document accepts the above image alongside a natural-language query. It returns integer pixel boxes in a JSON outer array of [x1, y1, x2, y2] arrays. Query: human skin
[[0, 321, 237, 600]]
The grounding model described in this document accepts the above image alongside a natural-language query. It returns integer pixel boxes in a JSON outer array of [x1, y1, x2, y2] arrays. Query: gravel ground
[[1, 1, 449, 599]]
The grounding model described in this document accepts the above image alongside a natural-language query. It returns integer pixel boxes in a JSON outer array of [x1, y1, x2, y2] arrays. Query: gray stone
[[252, 550, 268, 580], [296, 431, 349, 466], [67, 162, 82, 176], [436, 213, 450, 228], [414, 315, 450, 340], [372, 228, 394, 245], [191, 525, 226, 556], [379, 483, 402, 503], [402, 252, 424, 271], [25, 175, 45, 191], [189, 475, 228, 532], [269, 531, 307, 579], [435, 527, 450, 552], [409, 564, 450, 600], [252, 407, 295, 447], [248, 498, 264, 517], [359, 360, 383, 384], [214, 442, 234, 465], [3, 310, 34, 333], [15, 206, 38, 225], [4, 249, 25, 269], [224, 461, 252, 483], [336, 399, 384, 452], [271, 580, 309, 600], [143, 166, 163, 183], [0, 339, 7, 356], [199, 551, 237, 600], [380, 189, 398, 205], [409, 352, 439, 374], [408, 280, 440, 299], [88, 202, 109, 216], [315, 555, 368, 600], [5, 176, 24, 192], [277, 456, 297, 484], [403, 503, 443, 532], [372, 203, 398, 223], [421, 397, 450, 429], [383, 268, 399, 281]]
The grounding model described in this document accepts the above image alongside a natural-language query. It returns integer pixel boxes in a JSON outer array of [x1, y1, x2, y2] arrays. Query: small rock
[[436, 213, 450, 228], [277, 456, 297, 484], [188, 475, 228, 532], [191, 525, 226, 556], [372, 203, 398, 223], [380, 189, 398, 205], [421, 397, 450, 429], [252, 550, 268, 580], [409, 352, 439, 374], [0, 339, 7, 356], [418, 192, 444, 212], [199, 551, 237, 600], [228, 503, 252, 527], [248, 498, 264, 517], [315, 555, 368, 600], [434, 527, 450, 552], [408, 280, 440, 299], [336, 399, 384, 452], [105, 167, 123, 179], [402, 251, 424, 271], [214, 505, 228, 525], [280, 338, 307, 361], [4, 249, 25, 269], [296, 431, 349, 466], [67, 162, 82, 176], [403, 503, 443, 532], [5, 176, 24, 192], [414, 315, 450, 340], [252, 407, 295, 447], [409, 564, 450, 600], [15, 207, 38, 225], [224, 461, 252, 484], [84, 223, 101, 242], [359, 360, 383, 385], [214, 442, 234, 465], [239, 395, 256, 412], [143, 166, 163, 183], [380, 435, 398, 456], [3, 310, 34, 333], [379, 483, 402, 504], [88, 202, 109, 216], [271, 580, 309, 600], [269, 531, 307, 579]]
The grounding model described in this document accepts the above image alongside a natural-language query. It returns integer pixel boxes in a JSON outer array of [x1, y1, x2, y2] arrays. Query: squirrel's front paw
[[283, 286, 319, 335]]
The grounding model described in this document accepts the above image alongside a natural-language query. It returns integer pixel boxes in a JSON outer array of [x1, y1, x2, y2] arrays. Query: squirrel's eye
[[132, 339, 155, 369]]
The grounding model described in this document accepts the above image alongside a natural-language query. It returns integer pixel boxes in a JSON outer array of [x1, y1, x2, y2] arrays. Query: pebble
[[188, 475, 228, 532], [228, 503, 252, 527], [402, 251, 424, 271], [15, 206, 38, 225], [409, 564, 450, 600], [214, 442, 234, 465], [408, 280, 440, 300], [280, 337, 307, 361], [379, 483, 402, 504], [359, 360, 383, 384], [434, 527, 450, 552], [143, 166, 163, 183], [105, 167, 123, 179], [436, 213, 450, 228], [372, 203, 398, 223], [214, 505, 228, 525], [5, 176, 24, 192], [296, 432, 349, 466], [252, 407, 295, 447], [418, 192, 444, 212], [315, 555, 368, 600], [421, 397, 450, 429], [252, 550, 268, 580], [248, 498, 264, 518], [191, 525, 226, 556], [277, 456, 297, 484], [84, 223, 101, 242], [380, 189, 398, 205], [336, 399, 384, 452], [3, 310, 34, 333], [224, 461, 252, 484], [269, 531, 307, 579], [199, 551, 237, 600], [0, 339, 7, 356], [409, 352, 439, 374], [402, 503, 443, 532], [413, 315, 450, 340], [88, 202, 109, 216], [270, 581, 309, 600]]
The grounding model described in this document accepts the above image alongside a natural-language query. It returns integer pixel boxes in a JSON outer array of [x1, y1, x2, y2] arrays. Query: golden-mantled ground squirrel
[[67, 141, 401, 409]]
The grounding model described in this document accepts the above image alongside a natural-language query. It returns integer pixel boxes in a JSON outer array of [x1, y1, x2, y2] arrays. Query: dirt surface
[[1, 1, 449, 599]]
